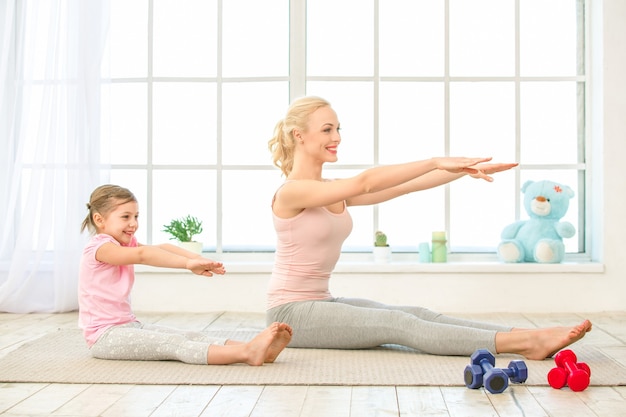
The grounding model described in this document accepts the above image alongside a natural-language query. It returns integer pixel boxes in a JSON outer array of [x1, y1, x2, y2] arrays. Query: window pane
[[19, 170, 48, 250], [450, 82, 515, 162], [152, 170, 217, 247], [102, 83, 148, 165], [21, 86, 43, 162], [520, 0, 579, 76], [307, 0, 374, 76], [106, 0, 148, 78], [222, 171, 282, 249], [520, 82, 578, 164], [222, 82, 289, 165], [109, 170, 148, 244], [152, 82, 216, 165], [379, 82, 444, 163], [379, 0, 444, 77], [450, 170, 517, 249], [449, 0, 514, 76], [23, 1, 54, 81], [379, 187, 446, 249], [222, 0, 288, 77], [306, 82, 374, 165], [153, 0, 217, 77]]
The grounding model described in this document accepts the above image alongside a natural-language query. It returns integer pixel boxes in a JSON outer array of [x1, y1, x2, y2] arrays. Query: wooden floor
[[1, 310, 625, 417]]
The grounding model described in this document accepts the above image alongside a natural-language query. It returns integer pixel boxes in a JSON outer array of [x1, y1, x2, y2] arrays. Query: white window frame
[[112, 0, 594, 265]]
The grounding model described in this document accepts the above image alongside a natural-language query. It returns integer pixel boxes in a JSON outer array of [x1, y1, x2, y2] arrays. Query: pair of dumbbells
[[547, 349, 591, 391], [464, 349, 528, 394]]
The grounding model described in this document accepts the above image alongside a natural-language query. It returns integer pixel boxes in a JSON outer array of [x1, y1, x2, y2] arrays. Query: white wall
[[132, 0, 626, 314]]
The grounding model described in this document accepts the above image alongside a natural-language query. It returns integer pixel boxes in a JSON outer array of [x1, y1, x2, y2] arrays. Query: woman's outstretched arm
[[274, 157, 497, 213], [348, 161, 518, 206]]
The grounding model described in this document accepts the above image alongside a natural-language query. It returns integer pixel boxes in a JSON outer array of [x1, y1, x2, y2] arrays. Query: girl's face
[[95, 200, 139, 246], [298, 106, 341, 163]]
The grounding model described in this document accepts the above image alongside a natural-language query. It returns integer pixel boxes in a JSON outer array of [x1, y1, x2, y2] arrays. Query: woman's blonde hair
[[81, 184, 137, 235], [268, 96, 331, 176]]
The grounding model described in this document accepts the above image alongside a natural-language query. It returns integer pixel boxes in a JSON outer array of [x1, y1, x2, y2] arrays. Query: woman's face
[[298, 106, 341, 163]]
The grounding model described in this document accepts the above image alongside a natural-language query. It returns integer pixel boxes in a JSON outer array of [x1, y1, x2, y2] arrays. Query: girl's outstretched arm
[[95, 243, 225, 276]]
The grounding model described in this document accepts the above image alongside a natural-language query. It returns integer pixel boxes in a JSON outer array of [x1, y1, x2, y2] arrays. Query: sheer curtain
[[0, 1, 110, 313]]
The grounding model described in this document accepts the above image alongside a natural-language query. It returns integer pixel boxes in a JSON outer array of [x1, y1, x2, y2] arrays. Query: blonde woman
[[266, 96, 591, 360]]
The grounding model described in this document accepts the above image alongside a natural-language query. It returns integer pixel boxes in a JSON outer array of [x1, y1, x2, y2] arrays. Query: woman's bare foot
[[497, 319, 592, 360], [265, 322, 293, 363], [524, 320, 592, 360], [544, 319, 593, 358]]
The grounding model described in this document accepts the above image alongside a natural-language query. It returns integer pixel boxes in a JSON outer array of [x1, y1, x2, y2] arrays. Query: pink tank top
[[267, 200, 353, 310], [78, 234, 138, 346]]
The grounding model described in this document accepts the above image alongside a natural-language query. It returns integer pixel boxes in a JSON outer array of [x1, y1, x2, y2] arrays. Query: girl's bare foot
[[518, 319, 592, 360], [265, 322, 293, 363], [243, 323, 282, 366]]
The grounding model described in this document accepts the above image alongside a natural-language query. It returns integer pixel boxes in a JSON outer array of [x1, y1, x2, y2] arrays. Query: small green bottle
[[431, 231, 447, 263]]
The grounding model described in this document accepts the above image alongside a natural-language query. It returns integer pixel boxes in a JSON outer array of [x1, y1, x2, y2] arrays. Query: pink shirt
[[78, 234, 138, 346], [267, 202, 353, 310]]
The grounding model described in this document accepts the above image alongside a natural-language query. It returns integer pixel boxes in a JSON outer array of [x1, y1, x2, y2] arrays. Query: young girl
[[79, 184, 292, 365], [266, 96, 591, 360]]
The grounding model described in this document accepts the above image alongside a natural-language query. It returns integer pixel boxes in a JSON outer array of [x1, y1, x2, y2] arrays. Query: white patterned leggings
[[267, 297, 512, 356], [90, 322, 227, 365]]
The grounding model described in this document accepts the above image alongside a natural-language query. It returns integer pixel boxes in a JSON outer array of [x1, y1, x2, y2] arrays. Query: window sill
[[135, 252, 604, 275]]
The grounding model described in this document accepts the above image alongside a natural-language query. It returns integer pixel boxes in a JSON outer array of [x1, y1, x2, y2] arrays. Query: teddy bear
[[497, 180, 575, 263]]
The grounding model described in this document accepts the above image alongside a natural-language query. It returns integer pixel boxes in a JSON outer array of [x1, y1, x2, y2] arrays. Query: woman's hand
[[433, 157, 518, 182], [433, 157, 493, 174], [467, 162, 519, 182]]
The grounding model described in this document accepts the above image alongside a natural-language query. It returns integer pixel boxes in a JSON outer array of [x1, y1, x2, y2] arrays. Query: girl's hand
[[467, 162, 519, 182], [187, 258, 226, 277]]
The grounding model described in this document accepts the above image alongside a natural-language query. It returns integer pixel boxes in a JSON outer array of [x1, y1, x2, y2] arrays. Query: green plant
[[374, 230, 389, 247], [162, 215, 203, 242]]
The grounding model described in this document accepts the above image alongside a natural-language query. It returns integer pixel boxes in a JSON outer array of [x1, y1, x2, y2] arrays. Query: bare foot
[[243, 323, 282, 366], [520, 319, 592, 360], [265, 322, 293, 363], [545, 319, 593, 358]]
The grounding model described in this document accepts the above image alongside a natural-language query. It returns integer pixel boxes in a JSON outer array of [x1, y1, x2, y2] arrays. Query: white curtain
[[0, 0, 110, 313]]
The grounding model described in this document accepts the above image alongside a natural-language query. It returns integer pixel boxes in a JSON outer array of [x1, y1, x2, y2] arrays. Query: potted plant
[[373, 230, 392, 263], [162, 215, 204, 254]]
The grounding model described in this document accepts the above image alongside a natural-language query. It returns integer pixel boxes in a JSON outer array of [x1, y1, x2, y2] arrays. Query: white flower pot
[[373, 246, 392, 263], [179, 241, 203, 254]]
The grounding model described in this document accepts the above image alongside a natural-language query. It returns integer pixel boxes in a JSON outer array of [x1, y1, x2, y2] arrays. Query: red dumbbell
[[547, 349, 591, 392]]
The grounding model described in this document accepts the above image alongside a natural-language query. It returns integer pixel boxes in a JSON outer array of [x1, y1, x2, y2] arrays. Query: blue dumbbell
[[464, 349, 528, 394]]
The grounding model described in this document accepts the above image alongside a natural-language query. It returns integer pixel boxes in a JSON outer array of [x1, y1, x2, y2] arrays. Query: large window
[[103, 0, 588, 257]]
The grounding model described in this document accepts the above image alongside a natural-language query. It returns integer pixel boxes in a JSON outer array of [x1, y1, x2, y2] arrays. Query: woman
[[266, 96, 591, 360]]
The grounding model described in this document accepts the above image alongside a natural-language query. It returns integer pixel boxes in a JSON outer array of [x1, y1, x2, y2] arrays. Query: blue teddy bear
[[497, 180, 575, 263]]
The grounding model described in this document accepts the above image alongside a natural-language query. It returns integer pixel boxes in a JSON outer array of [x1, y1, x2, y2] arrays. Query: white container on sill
[[179, 241, 203, 254], [373, 246, 392, 263]]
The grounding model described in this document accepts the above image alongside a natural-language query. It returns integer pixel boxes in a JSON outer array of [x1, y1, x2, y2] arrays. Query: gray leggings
[[90, 322, 227, 365], [267, 298, 512, 356]]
